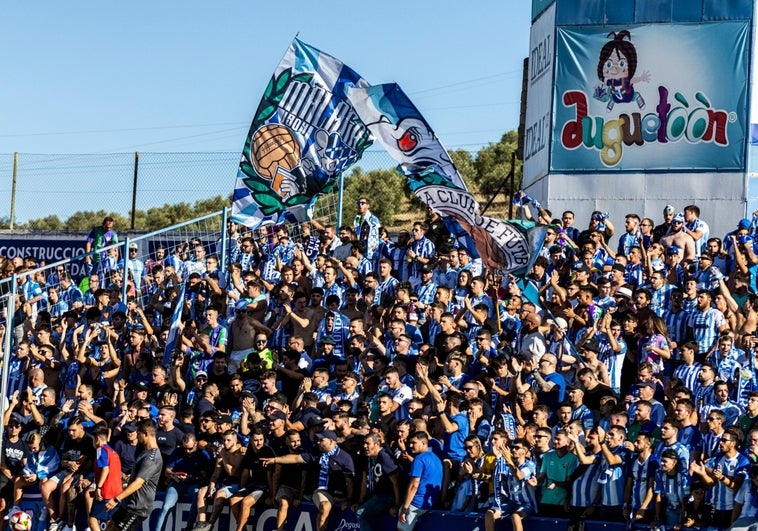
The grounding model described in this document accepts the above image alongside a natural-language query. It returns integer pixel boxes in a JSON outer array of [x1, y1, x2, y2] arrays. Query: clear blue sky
[[0, 1, 532, 220]]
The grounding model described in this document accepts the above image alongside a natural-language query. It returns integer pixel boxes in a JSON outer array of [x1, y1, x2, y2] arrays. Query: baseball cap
[[130, 381, 149, 392], [316, 429, 338, 442], [663, 205, 675, 215], [665, 245, 680, 256], [129, 243, 139, 250], [122, 422, 138, 433], [268, 409, 287, 422], [615, 286, 633, 299], [573, 264, 591, 274], [320, 335, 336, 345], [195, 370, 208, 379], [638, 381, 656, 390], [419, 265, 432, 275], [547, 317, 568, 330], [582, 339, 600, 352], [307, 416, 327, 428], [738, 218, 751, 229], [673, 212, 685, 223], [217, 414, 232, 425]]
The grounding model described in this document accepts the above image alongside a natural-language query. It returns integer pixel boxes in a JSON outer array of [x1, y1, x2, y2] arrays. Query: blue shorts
[[490, 496, 535, 518]]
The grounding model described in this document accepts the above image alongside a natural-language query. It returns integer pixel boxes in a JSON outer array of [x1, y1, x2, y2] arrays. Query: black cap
[[130, 381, 149, 391], [307, 416, 327, 428], [217, 414, 232, 424], [582, 339, 600, 352], [268, 409, 287, 422], [123, 422, 138, 433], [316, 429, 338, 442]]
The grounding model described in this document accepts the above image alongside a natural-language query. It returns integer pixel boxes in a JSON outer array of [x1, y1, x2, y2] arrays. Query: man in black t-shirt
[[229, 427, 276, 531], [356, 432, 402, 531], [0, 418, 26, 513], [263, 430, 354, 531], [104, 420, 163, 531]]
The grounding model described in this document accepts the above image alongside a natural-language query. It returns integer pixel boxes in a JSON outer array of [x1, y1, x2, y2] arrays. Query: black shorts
[[110, 508, 147, 531], [711, 509, 732, 529]]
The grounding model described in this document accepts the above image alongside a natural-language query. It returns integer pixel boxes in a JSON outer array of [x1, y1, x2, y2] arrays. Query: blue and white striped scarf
[[318, 446, 339, 489]]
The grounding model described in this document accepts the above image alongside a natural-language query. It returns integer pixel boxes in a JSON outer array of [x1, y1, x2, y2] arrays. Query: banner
[[231, 38, 373, 228], [347, 83, 545, 274], [522, 2, 555, 188], [552, 21, 749, 171]]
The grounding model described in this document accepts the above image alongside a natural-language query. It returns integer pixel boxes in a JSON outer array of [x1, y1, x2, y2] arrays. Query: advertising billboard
[[551, 21, 750, 172], [522, 2, 556, 188]]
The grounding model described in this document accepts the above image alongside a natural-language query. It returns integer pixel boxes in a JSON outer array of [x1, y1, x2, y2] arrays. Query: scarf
[[494, 456, 507, 509], [318, 446, 339, 489], [472, 456, 485, 498]]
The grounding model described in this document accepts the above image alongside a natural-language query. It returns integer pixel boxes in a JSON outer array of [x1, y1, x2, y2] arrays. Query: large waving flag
[[232, 38, 374, 228], [347, 83, 546, 274]]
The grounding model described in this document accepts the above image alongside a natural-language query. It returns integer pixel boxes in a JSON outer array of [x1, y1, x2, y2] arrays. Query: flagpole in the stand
[[337, 172, 344, 228]]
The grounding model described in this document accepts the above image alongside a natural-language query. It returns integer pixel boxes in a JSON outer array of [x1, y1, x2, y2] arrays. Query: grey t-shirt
[[124, 448, 163, 517]]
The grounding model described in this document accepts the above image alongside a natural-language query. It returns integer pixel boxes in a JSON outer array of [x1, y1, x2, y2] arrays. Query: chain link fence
[[0, 149, 512, 232]]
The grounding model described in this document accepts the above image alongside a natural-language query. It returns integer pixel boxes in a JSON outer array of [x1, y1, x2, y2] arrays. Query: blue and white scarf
[[318, 446, 340, 489]]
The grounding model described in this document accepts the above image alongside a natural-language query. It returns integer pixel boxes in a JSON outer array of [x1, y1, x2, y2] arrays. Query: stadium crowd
[[0, 195, 757, 531]]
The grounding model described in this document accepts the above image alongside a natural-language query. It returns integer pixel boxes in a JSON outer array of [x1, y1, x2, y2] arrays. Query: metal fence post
[[131, 152, 140, 230], [121, 237, 130, 304], [0, 274, 19, 444], [10, 153, 18, 230], [337, 172, 345, 228], [220, 207, 229, 272]]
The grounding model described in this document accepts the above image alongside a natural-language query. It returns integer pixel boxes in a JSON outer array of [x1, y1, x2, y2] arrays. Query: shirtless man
[[659, 213, 696, 263], [277, 291, 317, 351], [228, 302, 271, 374], [193, 430, 246, 531]]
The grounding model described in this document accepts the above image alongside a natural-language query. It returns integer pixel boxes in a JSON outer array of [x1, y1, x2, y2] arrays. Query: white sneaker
[[47, 520, 63, 531], [61, 525, 74, 531]]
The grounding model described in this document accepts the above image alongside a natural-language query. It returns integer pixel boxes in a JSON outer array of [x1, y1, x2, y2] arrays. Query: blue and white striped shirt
[[628, 453, 658, 511], [599, 445, 628, 507], [706, 452, 750, 510]]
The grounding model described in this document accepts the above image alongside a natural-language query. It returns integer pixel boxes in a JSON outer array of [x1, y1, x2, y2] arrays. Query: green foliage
[[474, 130, 521, 194], [343, 167, 408, 227], [449, 149, 477, 192], [23, 196, 230, 231]]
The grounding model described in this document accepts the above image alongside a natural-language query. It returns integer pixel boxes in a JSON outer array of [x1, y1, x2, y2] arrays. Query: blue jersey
[[654, 468, 690, 511], [570, 455, 603, 507], [599, 445, 628, 507], [673, 363, 701, 394], [627, 453, 658, 511], [706, 452, 750, 510]]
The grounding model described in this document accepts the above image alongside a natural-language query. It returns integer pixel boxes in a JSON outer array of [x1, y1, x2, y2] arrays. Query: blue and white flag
[[231, 38, 373, 228], [163, 279, 186, 367], [347, 83, 546, 274]]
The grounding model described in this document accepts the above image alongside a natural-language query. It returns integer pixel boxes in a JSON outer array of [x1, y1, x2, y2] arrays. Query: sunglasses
[[357, 201, 367, 205]]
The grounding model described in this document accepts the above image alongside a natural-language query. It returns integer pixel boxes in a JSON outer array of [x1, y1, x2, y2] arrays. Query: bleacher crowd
[[0, 195, 757, 531]]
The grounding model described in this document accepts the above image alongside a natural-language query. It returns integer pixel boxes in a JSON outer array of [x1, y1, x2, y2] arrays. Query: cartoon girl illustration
[[593, 30, 650, 111]]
